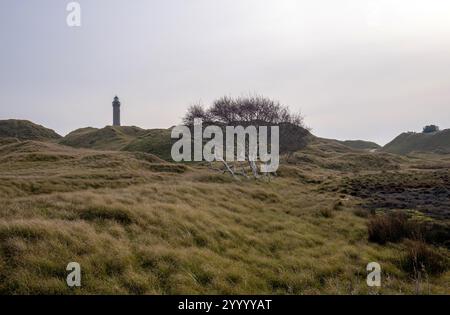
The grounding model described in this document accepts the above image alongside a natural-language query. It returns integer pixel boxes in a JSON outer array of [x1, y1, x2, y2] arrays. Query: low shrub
[[401, 241, 449, 275], [367, 212, 419, 244]]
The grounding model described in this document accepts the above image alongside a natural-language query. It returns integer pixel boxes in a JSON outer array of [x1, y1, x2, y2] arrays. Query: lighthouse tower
[[112, 96, 121, 126]]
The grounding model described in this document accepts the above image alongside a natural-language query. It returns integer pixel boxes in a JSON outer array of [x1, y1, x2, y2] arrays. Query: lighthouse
[[112, 96, 121, 126]]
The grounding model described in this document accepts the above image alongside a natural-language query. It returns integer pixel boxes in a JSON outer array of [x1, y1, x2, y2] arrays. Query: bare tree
[[205, 95, 306, 126], [182, 95, 310, 178], [182, 103, 211, 125]]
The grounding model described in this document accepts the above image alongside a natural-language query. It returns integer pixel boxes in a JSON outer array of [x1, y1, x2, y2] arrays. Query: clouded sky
[[1, 0, 449, 144]]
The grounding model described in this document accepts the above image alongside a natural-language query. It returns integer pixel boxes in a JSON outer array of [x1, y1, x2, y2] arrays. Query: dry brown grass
[[400, 241, 449, 276], [367, 212, 412, 244]]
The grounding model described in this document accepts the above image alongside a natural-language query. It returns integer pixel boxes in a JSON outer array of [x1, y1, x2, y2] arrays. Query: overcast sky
[[1, 0, 449, 145]]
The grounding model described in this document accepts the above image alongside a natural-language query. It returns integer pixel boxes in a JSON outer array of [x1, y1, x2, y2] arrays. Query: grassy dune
[[0, 140, 448, 294], [60, 126, 145, 151], [383, 129, 450, 155], [0, 120, 61, 141]]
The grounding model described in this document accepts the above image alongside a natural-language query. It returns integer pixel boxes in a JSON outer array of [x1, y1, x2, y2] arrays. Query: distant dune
[[2, 120, 449, 160], [339, 140, 380, 150], [60, 126, 145, 151], [383, 129, 450, 155], [59, 125, 174, 161], [0, 119, 61, 141]]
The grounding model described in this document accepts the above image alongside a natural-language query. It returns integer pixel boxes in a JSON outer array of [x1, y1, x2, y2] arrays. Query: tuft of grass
[[333, 200, 344, 211], [250, 189, 280, 203], [401, 241, 449, 275], [0, 221, 49, 241], [367, 212, 450, 249], [144, 163, 187, 174], [353, 208, 370, 218], [367, 212, 415, 244], [195, 174, 235, 184], [78, 206, 136, 225], [318, 208, 334, 218]]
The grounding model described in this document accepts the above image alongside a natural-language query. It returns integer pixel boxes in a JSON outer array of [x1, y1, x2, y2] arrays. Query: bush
[[422, 125, 439, 133], [367, 212, 419, 244], [419, 222, 450, 249], [368, 212, 450, 250], [401, 241, 448, 275]]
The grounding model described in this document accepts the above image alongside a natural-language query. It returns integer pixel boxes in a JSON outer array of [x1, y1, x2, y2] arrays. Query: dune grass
[[0, 140, 448, 294]]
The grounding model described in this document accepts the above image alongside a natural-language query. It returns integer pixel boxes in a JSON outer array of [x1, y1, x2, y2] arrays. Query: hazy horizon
[[1, 0, 450, 145]]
